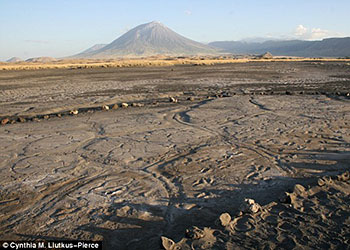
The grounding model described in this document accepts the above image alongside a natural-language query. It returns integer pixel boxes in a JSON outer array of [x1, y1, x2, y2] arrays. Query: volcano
[[74, 21, 218, 58]]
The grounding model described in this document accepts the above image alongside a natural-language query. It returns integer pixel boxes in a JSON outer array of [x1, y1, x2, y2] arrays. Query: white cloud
[[310, 28, 331, 40], [294, 25, 308, 36], [184, 10, 192, 15], [294, 24, 342, 40]]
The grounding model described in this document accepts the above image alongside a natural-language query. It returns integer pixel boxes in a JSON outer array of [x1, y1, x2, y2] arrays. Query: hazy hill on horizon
[[73, 21, 218, 58], [209, 37, 350, 57], [6, 57, 23, 62]]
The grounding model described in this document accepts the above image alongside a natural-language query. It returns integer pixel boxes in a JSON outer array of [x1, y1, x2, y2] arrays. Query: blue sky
[[1, 0, 349, 60]]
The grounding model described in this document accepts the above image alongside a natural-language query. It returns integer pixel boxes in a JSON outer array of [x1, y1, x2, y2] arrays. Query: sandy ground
[[0, 62, 350, 249]]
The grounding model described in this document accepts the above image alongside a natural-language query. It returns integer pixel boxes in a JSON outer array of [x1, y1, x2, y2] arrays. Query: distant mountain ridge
[[74, 21, 218, 58], [6, 57, 22, 62], [209, 37, 350, 57], [25, 57, 57, 63]]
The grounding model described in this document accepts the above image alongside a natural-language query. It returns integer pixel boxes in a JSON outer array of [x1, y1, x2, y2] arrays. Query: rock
[[131, 103, 144, 107], [57, 114, 62, 118], [187, 96, 195, 101], [18, 117, 26, 123], [112, 104, 119, 109], [294, 184, 306, 196], [240, 198, 261, 214], [169, 97, 178, 103], [43, 115, 50, 119], [116, 205, 132, 217], [318, 178, 325, 186], [102, 105, 109, 111], [219, 213, 231, 227], [318, 176, 333, 186], [338, 171, 349, 182], [70, 110, 79, 115], [1, 118, 9, 125], [121, 103, 128, 108], [161, 236, 176, 250], [186, 226, 205, 239]]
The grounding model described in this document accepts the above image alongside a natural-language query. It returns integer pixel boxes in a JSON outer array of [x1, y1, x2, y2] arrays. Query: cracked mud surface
[[0, 62, 350, 249]]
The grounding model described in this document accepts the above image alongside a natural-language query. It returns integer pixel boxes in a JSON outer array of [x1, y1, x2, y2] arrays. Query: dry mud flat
[[0, 62, 350, 249]]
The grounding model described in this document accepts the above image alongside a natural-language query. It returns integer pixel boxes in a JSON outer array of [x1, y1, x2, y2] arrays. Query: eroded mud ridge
[[0, 62, 350, 249]]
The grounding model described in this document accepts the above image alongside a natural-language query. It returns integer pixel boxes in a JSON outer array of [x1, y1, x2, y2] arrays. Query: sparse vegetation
[[1, 57, 350, 71]]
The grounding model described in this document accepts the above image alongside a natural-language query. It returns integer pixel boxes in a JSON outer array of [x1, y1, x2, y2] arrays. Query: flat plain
[[0, 61, 350, 249]]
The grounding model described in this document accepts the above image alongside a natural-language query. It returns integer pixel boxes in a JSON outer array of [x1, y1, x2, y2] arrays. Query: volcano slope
[[0, 61, 350, 249]]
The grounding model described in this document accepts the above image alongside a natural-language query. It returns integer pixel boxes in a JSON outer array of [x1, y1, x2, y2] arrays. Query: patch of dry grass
[[1, 57, 350, 71]]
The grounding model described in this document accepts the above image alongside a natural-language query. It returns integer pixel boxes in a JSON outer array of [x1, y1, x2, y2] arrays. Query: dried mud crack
[[1, 62, 350, 249]]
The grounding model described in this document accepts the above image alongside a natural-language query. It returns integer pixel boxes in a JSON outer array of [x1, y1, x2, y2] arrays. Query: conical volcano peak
[[148, 21, 163, 26], [140, 21, 167, 31], [74, 21, 218, 58]]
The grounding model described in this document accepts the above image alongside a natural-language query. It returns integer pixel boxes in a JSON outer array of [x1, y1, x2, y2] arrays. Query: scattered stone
[[116, 205, 132, 217], [318, 176, 333, 186], [131, 102, 145, 107], [240, 198, 261, 214], [57, 114, 62, 118], [187, 96, 195, 101], [32, 117, 41, 122], [43, 115, 50, 119], [70, 110, 79, 115], [293, 184, 306, 196], [18, 117, 26, 123], [10, 120, 16, 124], [186, 226, 205, 239], [196, 192, 207, 198], [219, 213, 231, 227], [169, 97, 178, 103], [121, 103, 128, 108], [1, 118, 9, 125], [112, 104, 119, 109], [161, 236, 176, 250], [182, 203, 196, 210], [318, 178, 325, 187], [102, 105, 109, 111], [338, 171, 349, 181], [131, 103, 144, 107]]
